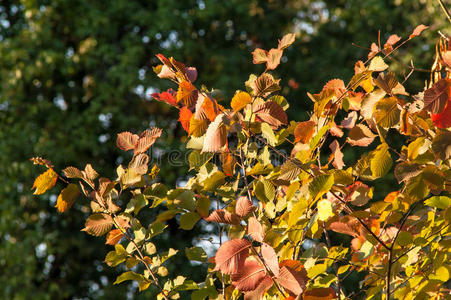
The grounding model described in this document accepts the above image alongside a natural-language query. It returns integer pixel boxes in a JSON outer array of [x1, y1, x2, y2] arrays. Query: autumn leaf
[[423, 78, 450, 114], [323, 79, 346, 98], [106, 229, 124, 245], [278, 33, 296, 50], [244, 276, 273, 300], [267, 48, 283, 70], [329, 140, 344, 170], [134, 128, 163, 154], [128, 153, 149, 175], [277, 266, 307, 296], [151, 88, 178, 107], [252, 73, 281, 97], [409, 24, 428, 39], [203, 209, 240, 225], [32, 168, 58, 195], [294, 120, 316, 143], [214, 239, 252, 274], [329, 216, 361, 237], [347, 124, 376, 147], [252, 48, 268, 64], [117, 132, 139, 151], [384, 34, 401, 53], [231, 91, 252, 112], [55, 183, 80, 213], [231, 259, 266, 291], [303, 287, 336, 300], [235, 196, 255, 217], [254, 101, 287, 129], [177, 80, 197, 107], [261, 243, 279, 277], [82, 213, 114, 236], [62, 166, 84, 179], [247, 216, 264, 242], [202, 114, 228, 153], [178, 107, 193, 133]]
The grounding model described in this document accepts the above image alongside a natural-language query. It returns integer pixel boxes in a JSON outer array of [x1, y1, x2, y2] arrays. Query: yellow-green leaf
[[370, 143, 392, 178], [374, 97, 400, 128], [179, 212, 201, 230], [309, 174, 334, 201]]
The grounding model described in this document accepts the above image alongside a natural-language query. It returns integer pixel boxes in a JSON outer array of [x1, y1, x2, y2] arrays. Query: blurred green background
[[0, 0, 448, 299]]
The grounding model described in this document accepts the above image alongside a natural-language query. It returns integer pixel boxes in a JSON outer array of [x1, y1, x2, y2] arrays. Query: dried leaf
[[134, 128, 162, 154], [62, 166, 84, 179], [252, 73, 280, 97], [347, 124, 376, 147], [55, 183, 80, 213], [231, 260, 266, 291], [278, 33, 296, 50], [409, 24, 428, 39], [82, 213, 114, 236], [32, 168, 58, 195], [106, 229, 124, 245], [294, 120, 316, 143], [329, 140, 344, 170], [129, 153, 149, 175], [214, 239, 252, 274], [254, 101, 287, 129], [267, 48, 283, 70], [84, 164, 99, 180], [340, 111, 357, 129], [116, 132, 139, 151], [235, 196, 255, 217], [323, 79, 346, 98], [202, 114, 228, 153], [252, 48, 268, 64], [423, 78, 450, 114], [204, 209, 240, 225]]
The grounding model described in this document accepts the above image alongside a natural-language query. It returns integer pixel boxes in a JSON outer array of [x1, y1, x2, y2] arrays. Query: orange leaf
[[267, 48, 283, 70], [278, 33, 296, 50], [231, 91, 252, 112], [151, 88, 178, 107], [134, 128, 162, 154], [247, 217, 264, 242], [55, 183, 80, 213], [235, 196, 255, 217], [252, 48, 268, 64], [204, 209, 240, 225], [178, 107, 193, 133], [214, 239, 252, 274], [221, 152, 236, 176], [277, 266, 307, 296], [202, 114, 228, 153], [261, 243, 279, 277], [231, 259, 266, 291], [294, 120, 316, 143], [347, 124, 376, 147], [106, 229, 124, 245], [116, 132, 139, 151], [279, 260, 307, 274], [177, 80, 197, 107], [323, 79, 346, 98], [328, 216, 361, 237], [303, 287, 336, 300], [384, 34, 401, 53], [32, 168, 58, 195], [244, 276, 273, 300], [409, 24, 428, 39], [329, 140, 344, 170]]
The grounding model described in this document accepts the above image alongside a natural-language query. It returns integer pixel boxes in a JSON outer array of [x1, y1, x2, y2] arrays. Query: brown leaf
[[129, 153, 149, 175], [267, 48, 283, 70], [276, 266, 307, 296], [279, 260, 307, 274], [261, 243, 279, 277], [254, 101, 287, 129], [83, 164, 99, 180], [340, 111, 357, 129], [346, 181, 372, 206], [303, 287, 336, 300], [231, 259, 266, 291], [202, 114, 228, 153], [278, 33, 296, 50], [423, 78, 450, 114], [105, 229, 124, 245], [235, 196, 255, 217], [347, 124, 376, 147], [247, 217, 264, 242], [82, 213, 114, 236], [221, 152, 236, 176], [32, 168, 58, 195], [323, 79, 346, 98], [294, 120, 316, 143], [329, 140, 344, 170], [214, 239, 252, 274], [244, 276, 273, 300], [135, 128, 162, 154], [384, 34, 401, 51], [252, 73, 280, 97], [252, 48, 268, 64], [328, 216, 361, 237], [116, 132, 139, 151], [443, 51, 451, 68], [62, 166, 84, 179], [409, 24, 428, 39], [55, 184, 80, 213], [204, 209, 240, 225]]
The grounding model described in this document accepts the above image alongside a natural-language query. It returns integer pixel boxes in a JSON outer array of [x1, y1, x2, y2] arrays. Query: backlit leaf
[[235, 196, 255, 217], [370, 143, 392, 178], [294, 120, 316, 143], [82, 213, 114, 236], [179, 107, 193, 132], [243, 276, 273, 300], [134, 128, 162, 154], [252, 48, 268, 64], [317, 199, 334, 221], [254, 101, 287, 129], [252, 73, 280, 97], [204, 209, 240, 225], [278, 33, 296, 50], [369, 56, 388, 72], [116, 132, 139, 151], [261, 243, 279, 277], [114, 271, 144, 285], [231, 260, 266, 291], [424, 196, 451, 209], [231, 91, 252, 112], [423, 79, 450, 114], [214, 239, 252, 274], [309, 174, 334, 201], [329, 140, 344, 170], [277, 266, 307, 296], [202, 114, 228, 153], [374, 97, 400, 128], [247, 217, 264, 242], [267, 48, 283, 70], [180, 212, 201, 230], [347, 124, 376, 147], [32, 168, 58, 195], [55, 183, 80, 213], [106, 229, 124, 245], [409, 24, 428, 39]]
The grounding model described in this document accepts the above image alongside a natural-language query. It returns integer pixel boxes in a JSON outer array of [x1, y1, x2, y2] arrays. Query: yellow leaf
[[231, 91, 252, 112], [317, 199, 333, 221], [32, 168, 58, 195], [55, 183, 80, 212]]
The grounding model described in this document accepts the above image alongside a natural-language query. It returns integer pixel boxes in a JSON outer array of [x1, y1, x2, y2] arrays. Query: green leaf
[[147, 222, 167, 239], [254, 178, 275, 203], [310, 124, 330, 150], [396, 231, 413, 247], [374, 97, 400, 128], [188, 150, 213, 170], [425, 196, 451, 209], [185, 246, 207, 262], [179, 212, 201, 230], [105, 244, 128, 267], [370, 143, 392, 178], [309, 174, 334, 201], [113, 271, 144, 285], [173, 190, 196, 211]]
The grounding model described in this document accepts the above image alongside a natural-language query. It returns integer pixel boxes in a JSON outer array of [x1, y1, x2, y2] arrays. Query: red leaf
[[261, 243, 279, 277], [231, 259, 266, 291], [432, 97, 451, 128], [423, 78, 450, 114], [347, 124, 376, 147], [277, 266, 307, 296], [204, 209, 240, 225], [409, 24, 428, 39], [202, 113, 228, 153], [116, 132, 139, 151], [106, 229, 124, 245], [252, 48, 268, 64], [178, 107, 193, 133], [151, 88, 178, 107], [235, 196, 255, 217], [267, 48, 283, 70], [214, 239, 252, 274], [329, 140, 344, 170], [254, 101, 287, 129], [294, 120, 316, 143], [247, 217, 264, 242], [134, 128, 162, 154], [303, 287, 336, 300], [244, 276, 273, 300]]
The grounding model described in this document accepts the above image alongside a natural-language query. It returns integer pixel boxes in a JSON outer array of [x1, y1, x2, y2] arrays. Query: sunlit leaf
[[82, 213, 114, 236], [370, 143, 392, 178], [55, 183, 80, 212], [231, 259, 266, 291], [231, 91, 252, 112], [32, 168, 58, 195], [214, 239, 251, 274]]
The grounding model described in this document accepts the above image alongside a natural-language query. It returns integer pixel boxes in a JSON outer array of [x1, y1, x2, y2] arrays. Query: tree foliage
[[32, 27, 451, 299]]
